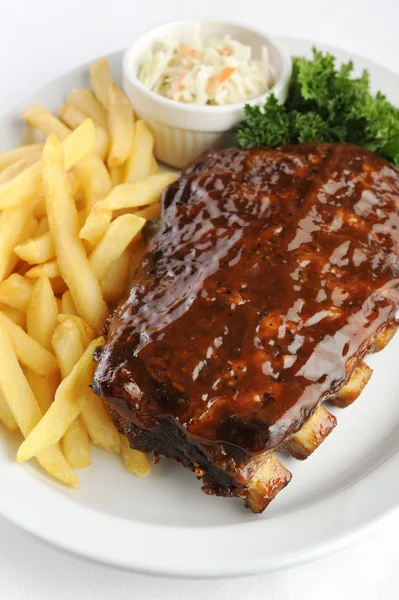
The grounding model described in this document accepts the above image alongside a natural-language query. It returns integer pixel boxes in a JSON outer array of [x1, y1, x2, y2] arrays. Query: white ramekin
[[123, 20, 292, 168]]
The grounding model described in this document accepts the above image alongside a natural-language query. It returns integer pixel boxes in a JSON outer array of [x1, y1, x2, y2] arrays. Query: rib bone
[[244, 454, 292, 513], [373, 325, 398, 353], [332, 362, 373, 408], [284, 406, 337, 460]]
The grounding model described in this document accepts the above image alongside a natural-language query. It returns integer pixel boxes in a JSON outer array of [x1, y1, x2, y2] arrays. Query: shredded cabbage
[[138, 35, 272, 106]]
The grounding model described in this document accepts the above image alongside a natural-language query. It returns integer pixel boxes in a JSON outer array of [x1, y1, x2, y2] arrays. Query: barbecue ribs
[[93, 143, 399, 512]]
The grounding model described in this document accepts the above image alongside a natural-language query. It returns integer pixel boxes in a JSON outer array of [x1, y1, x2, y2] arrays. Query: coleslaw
[[138, 35, 272, 106]]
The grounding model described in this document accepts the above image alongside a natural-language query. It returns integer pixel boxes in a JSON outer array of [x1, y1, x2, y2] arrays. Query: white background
[[1, 0, 399, 598]]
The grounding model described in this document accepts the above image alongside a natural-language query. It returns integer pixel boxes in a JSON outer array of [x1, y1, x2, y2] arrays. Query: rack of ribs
[[93, 142, 399, 513]]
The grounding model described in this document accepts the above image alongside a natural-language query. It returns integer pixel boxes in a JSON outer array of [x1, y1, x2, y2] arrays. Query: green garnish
[[236, 48, 399, 166]]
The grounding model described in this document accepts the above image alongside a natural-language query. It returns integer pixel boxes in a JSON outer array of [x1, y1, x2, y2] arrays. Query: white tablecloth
[[1, 0, 399, 597]]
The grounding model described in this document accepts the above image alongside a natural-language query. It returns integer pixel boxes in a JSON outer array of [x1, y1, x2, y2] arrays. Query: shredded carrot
[[167, 70, 187, 99], [207, 67, 236, 94], [217, 48, 233, 56], [179, 44, 200, 59]]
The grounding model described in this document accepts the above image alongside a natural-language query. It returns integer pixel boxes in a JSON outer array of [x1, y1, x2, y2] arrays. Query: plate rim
[[1, 36, 399, 578]]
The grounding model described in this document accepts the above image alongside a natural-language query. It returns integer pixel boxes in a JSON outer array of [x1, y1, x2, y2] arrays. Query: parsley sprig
[[236, 48, 399, 166]]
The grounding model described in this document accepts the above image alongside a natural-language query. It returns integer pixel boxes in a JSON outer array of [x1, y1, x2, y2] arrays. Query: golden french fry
[[134, 202, 161, 221], [14, 231, 55, 265], [36, 444, 79, 488], [0, 274, 33, 311], [59, 104, 109, 159], [0, 304, 26, 328], [52, 319, 84, 378], [120, 434, 149, 476], [7, 215, 39, 279], [0, 324, 42, 435], [35, 216, 49, 235], [96, 173, 178, 212], [25, 369, 59, 414], [109, 165, 123, 186], [0, 119, 96, 211], [62, 416, 91, 469], [25, 259, 60, 279], [74, 153, 112, 215], [101, 248, 130, 304], [0, 323, 78, 487], [81, 389, 121, 454], [0, 311, 58, 376], [0, 200, 37, 281], [127, 239, 147, 282], [17, 336, 103, 461], [124, 120, 154, 183], [107, 82, 134, 167], [67, 89, 108, 131], [33, 197, 47, 219], [0, 389, 18, 431], [52, 321, 91, 469], [0, 155, 42, 185], [150, 156, 159, 175], [68, 168, 81, 197], [42, 136, 108, 333], [90, 58, 113, 109], [23, 105, 71, 141], [89, 214, 145, 281], [61, 290, 77, 315], [0, 143, 44, 172], [57, 314, 94, 350], [26, 277, 58, 351], [79, 208, 111, 246]]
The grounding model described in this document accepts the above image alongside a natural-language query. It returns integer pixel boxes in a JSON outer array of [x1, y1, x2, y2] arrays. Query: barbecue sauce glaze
[[94, 143, 399, 455]]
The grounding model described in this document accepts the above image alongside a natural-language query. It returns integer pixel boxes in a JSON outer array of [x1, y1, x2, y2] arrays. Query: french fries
[[0, 143, 44, 172], [62, 416, 91, 469], [25, 259, 60, 279], [0, 200, 37, 281], [101, 248, 130, 304], [0, 304, 26, 328], [42, 136, 108, 333], [109, 165, 123, 186], [0, 155, 42, 185], [79, 208, 111, 246], [15, 231, 55, 265], [51, 319, 91, 469], [23, 105, 71, 141], [26, 277, 58, 351], [124, 120, 154, 183], [25, 369, 59, 415], [0, 274, 33, 311], [127, 239, 147, 282], [134, 202, 161, 221], [81, 389, 121, 454], [59, 104, 109, 159], [89, 214, 145, 281], [90, 58, 114, 109], [120, 434, 150, 476], [0, 311, 58, 376], [66, 89, 108, 131], [107, 82, 134, 167], [74, 153, 112, 214], [17, 337, 103, 462], [0, 57, 175, 487], [0, 118, 96, 211], [0, 323, 78, 487], [95, 173, 178, 212], [61, 290, 77, 315], [0, 389, 18, 431]]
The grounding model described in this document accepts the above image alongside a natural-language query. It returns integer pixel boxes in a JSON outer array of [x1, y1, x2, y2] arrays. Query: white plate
[[1, 37, 399, 579]]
